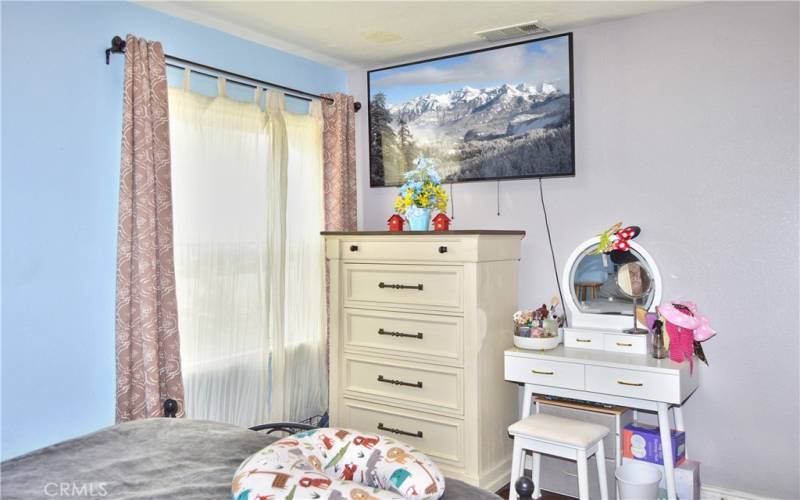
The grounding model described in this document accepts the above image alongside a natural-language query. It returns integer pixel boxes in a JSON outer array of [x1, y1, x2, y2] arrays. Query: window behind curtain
[[168, 76, 327, 426]]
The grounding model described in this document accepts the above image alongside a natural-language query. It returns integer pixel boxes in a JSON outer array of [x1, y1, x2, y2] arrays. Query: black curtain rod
[[105, 36, 361, 112]]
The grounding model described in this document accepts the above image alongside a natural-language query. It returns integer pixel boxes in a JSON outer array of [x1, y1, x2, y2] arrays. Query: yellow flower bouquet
[[394, 158, 448, 231]]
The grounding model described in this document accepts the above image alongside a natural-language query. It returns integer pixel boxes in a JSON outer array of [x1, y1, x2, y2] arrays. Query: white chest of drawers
[[323, 231, 525, 491]]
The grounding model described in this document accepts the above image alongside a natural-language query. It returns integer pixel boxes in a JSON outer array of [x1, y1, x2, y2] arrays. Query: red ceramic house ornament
[[387, 214, 405, 232], [432, 213, 451, 231]]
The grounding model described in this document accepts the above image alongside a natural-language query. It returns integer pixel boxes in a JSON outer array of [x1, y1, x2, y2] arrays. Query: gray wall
[[348, 2, 799, 497]]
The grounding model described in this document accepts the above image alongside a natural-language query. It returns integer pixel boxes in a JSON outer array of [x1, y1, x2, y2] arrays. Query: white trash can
[[615, 461, 662, 500]]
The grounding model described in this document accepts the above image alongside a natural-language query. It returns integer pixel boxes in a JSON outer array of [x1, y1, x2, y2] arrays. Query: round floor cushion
[[232, 427, 446, 500]]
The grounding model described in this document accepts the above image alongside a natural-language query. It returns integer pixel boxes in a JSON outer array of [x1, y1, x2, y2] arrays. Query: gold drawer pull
[[576, 339, 592, 343], [532, 369, 554, 375], [617, 380, 644, 387], [616, 342, 633, 347]]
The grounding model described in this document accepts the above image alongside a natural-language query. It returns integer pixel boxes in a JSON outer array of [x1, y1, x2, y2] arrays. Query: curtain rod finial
[[106, 35, 127, 65]]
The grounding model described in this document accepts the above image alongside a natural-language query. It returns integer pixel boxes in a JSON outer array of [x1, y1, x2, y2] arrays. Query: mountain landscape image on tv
[[368, 33, 574, 187]]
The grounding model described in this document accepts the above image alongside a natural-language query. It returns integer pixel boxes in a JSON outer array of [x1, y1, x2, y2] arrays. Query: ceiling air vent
[[475, 21, 549, 43]]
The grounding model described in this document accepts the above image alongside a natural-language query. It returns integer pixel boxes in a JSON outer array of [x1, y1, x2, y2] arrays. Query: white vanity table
[[505, 236, 700, 500], [505, 346, 698, 500]]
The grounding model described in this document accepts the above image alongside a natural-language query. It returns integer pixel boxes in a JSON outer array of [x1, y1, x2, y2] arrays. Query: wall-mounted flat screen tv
[[368, 33, 574, 187]]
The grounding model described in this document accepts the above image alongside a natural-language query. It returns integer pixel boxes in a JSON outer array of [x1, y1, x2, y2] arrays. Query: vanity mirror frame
[[562, 237, 662, 330]]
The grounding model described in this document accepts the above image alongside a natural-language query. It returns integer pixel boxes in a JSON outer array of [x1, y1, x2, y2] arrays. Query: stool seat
[[508, 414, 611, 500], [509, 413, 609, 449]]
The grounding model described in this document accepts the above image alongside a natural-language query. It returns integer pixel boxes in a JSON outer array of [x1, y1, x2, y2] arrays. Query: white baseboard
[[701, 484, 770, 500]]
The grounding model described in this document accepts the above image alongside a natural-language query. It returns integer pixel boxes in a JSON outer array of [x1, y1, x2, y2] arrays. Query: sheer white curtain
[[277, 102, 327, 422], [169, 72, 326, 426]]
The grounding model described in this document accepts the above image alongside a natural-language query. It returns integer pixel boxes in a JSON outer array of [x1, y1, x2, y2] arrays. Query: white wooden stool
[[508, 413, 610, 500]]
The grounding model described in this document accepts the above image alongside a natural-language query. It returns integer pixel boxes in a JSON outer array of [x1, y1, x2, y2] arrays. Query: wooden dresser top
[[321, 230, 526, 236]]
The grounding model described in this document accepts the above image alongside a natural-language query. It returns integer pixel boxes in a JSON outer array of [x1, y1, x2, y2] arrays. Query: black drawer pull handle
[[350, 245, 359, 252], [377, 375, 423, 388], [438, 246, 448, 254], [378, 422, 423, 439], [378, 328, 423, 340], [378, 282, 423, 291]]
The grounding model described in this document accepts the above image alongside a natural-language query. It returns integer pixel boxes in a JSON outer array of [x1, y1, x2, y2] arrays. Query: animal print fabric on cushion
[[232, 427, 445, 500]]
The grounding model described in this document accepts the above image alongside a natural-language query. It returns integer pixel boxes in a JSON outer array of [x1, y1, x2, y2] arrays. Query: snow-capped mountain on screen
[[369, 80, 573, 185], [386, 82, 569, 146], [389, 82, 557, 119]]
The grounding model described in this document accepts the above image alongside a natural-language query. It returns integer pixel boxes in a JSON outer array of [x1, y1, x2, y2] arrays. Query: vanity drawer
[[338, 239, 468, 262], [603, 334, 647, 355], [504, 356, 585, 390], [343, 308, 463, 365], [343, 356, 463, 413], [564, 329, 605, 350], [585, 365, 681, 403], [343, 263, 463, 311], [340, 398, 464, 466]]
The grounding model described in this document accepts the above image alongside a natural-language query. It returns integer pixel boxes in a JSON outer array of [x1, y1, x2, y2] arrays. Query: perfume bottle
[[649, 320, 668, 359]]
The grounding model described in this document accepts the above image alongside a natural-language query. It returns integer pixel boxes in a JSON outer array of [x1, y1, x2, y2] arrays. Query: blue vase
[[406, 207, 432, 231]]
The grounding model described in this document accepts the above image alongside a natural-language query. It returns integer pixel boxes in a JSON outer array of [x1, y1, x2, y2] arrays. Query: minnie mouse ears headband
[[591, 222, 642, 264]]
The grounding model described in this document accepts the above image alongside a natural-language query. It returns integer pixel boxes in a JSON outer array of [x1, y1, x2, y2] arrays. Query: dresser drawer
[[564, 329, 605, 350], [504, 355, 585, 390], [343, 263, 462, 311], [338, 239, 469, 262], [339, 398, 464, 466], [603, 333, 647, 354], [343, 308, 463, 365], [343, 356, 463, 413], [585, 365, 681, 403]]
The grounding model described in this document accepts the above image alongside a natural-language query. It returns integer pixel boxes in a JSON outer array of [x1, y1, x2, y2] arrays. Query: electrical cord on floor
[[539, 178, 568, 327]]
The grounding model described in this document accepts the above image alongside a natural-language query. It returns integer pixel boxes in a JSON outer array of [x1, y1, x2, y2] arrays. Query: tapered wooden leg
[[509, 437, 524, 500], [595, 441, 609, 500], [576, 449, 589, 500], [658, 403, 677, 500], [532, 452, 542, 499]]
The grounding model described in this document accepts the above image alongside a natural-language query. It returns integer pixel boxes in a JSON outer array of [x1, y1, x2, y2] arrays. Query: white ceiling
[[142, 1, 695, 69]]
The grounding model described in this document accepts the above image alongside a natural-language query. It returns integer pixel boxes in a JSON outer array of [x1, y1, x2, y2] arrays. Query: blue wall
[[1, 1, 346, 459]]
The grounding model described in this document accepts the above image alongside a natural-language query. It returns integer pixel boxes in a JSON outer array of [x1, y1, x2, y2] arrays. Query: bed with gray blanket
[[1, 418, 501, 499]]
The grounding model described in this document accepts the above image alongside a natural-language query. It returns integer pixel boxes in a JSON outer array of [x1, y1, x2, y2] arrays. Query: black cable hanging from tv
[[449, 183, 455, 220], [539, 178, 568, 326], [496, 180, 501, 216]]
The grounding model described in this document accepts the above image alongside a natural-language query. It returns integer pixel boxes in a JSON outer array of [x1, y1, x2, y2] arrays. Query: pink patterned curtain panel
[[321, 93, 357, 231], [115, 35, 185, 422]]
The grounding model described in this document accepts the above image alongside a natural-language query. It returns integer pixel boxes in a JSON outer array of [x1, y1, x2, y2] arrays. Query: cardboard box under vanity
[[535, 398, 632, 498], [622, 457, 701, 500], [623, 422, 686, 465]]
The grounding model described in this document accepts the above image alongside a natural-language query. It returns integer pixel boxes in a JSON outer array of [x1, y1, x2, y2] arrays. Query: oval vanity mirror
[[562, 238, 662, 330]]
